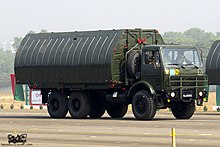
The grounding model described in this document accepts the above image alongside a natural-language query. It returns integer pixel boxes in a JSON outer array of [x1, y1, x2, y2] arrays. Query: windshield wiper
[[183, 63, 199, 69], [168, 63, 185, 69]]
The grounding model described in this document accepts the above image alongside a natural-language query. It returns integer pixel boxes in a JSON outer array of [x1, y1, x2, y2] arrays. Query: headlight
[[171, 92, 176, 98], [199, 91, 203, 97], [165, 69, 169, 74]]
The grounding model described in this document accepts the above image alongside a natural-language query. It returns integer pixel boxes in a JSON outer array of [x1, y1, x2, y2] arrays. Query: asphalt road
[[0, 109, 220, 147]]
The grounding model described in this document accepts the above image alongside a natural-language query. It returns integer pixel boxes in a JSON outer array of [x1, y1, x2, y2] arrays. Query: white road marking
[[199, 134, 213, 136]]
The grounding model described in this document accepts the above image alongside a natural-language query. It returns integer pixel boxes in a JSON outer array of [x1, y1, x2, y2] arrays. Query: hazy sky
[[1, 0, 220, 43]]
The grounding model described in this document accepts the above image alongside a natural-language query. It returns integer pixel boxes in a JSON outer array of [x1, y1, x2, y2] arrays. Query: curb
[[0, 104, 47, 110]]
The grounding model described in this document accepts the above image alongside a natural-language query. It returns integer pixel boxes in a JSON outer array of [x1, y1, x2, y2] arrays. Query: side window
[[145, 50, 160, 68], [145, 50, 154, 64]]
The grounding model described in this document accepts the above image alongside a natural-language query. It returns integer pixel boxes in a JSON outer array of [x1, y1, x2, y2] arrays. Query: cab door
[[141, 49, 162, 91]]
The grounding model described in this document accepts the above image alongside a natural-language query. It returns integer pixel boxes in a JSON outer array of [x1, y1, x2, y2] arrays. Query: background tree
[[13, 37, 23, 50], [0, 48, 14, 88]]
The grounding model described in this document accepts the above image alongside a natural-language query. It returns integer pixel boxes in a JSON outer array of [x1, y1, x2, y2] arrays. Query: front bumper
[[166, 75, 208, 105]]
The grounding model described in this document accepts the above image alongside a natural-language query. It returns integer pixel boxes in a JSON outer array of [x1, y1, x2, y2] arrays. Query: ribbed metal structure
[[206, 40, 220, 85], [15, 30, 123, 87]]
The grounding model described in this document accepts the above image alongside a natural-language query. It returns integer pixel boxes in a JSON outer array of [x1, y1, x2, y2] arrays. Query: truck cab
[[127, 45, 208, 120]]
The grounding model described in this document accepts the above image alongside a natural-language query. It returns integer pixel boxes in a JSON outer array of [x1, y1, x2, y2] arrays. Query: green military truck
[[15, 28, 208, 120]]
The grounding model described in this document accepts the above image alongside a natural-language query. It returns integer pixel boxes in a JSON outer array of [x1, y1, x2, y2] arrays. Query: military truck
[[15, 28, 208, 120]]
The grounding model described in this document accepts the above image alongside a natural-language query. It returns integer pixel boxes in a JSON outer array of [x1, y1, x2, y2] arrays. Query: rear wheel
[[47, 92, 68, 118], [171, 100, 195, 119], [68, 92, 90, 119], [107, 104, 128, 118], [132, 90, 156, 120]]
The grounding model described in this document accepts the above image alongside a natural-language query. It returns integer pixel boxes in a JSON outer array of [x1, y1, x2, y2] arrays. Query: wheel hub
[[72, 99, 80, 111], [137, 100, 146, 114], [52, 100, 59, 110]]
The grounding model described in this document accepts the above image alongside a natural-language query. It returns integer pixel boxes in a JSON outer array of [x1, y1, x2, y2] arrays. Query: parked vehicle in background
[[206, 40, 220, 85]]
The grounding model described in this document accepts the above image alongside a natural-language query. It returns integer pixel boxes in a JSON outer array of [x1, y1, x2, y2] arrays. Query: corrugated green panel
[[15, 30, 124, 87]]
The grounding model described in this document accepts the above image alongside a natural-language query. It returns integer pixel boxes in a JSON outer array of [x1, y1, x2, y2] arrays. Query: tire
[[89, 104, 105, 118], [47, 92, 68, 118], [127, 51, 141, 78], [107, 104, 128, 118], [68, 92, 91, 119], [171, 100, 195, 119], [132, 90, 156, 120]]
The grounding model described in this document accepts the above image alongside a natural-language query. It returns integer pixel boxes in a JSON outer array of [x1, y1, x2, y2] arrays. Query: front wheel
[[171, 100, 195, 119], [132, 90, 156, 120]]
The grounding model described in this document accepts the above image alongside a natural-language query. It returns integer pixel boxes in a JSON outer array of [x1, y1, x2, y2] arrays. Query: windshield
[[161, 48, 202, 67]]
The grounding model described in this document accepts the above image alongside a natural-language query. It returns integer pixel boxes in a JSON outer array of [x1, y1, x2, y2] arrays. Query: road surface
[[0, 109, 220, 147]]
